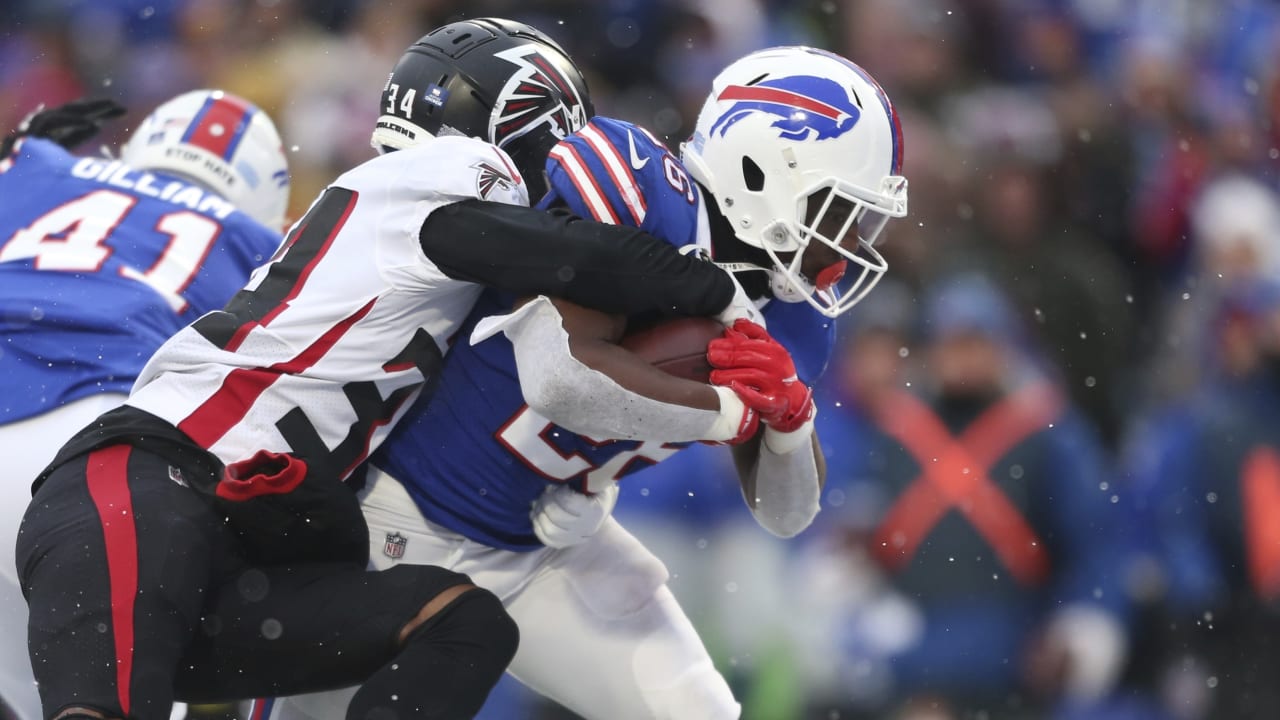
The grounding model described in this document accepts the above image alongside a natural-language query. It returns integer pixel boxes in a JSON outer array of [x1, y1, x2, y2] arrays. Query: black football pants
[[16, 443, 468, 720]]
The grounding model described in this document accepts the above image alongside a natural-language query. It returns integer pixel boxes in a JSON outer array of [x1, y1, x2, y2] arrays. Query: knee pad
[[408, 587, 519, 671]]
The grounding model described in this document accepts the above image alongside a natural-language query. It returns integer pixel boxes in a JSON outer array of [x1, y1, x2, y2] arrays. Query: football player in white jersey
[[14, 17, 765, 720], [269, 46, 908, 720], [0, 91, 289, 720]]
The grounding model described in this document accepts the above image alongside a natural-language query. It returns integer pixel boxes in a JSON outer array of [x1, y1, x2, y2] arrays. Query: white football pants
[[0, 393, 128, 720], [271, 467, 741, 720]]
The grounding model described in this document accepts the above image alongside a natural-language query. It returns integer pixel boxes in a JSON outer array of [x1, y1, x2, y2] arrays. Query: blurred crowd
[[4, 0, 1280, 718]]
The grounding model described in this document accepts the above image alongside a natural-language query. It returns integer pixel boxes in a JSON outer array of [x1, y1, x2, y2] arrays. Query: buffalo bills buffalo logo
[[711, 76, 860, 141]]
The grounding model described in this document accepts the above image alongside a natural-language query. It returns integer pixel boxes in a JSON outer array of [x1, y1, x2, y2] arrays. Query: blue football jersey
[[375, 118, 836, 550], [0, 138, 281, 422]]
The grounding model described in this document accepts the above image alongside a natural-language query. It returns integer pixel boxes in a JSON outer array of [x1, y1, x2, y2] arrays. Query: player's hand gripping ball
[[619, 316, 724, 383], [707, 319, 815, 433]]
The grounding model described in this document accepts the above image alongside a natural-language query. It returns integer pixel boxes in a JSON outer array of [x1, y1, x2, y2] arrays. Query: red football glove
[[707, 319, 815, 434]]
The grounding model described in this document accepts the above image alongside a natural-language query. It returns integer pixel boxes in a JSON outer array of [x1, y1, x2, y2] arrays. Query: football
[[619, 316, 724, 383]]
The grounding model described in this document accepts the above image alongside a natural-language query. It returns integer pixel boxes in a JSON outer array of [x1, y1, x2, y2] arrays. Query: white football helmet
[[121, 89, 290, 230], [681, 47, 908, 318]]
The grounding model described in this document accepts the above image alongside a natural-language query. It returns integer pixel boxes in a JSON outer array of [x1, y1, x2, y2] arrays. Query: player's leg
[[263, 467, 547, 720], [271, 467, 736, 719], [16, 443, 228, 720], [0, 394, 127, 720], [503, 518, 740, 720], [175, 561, 517, 719], [0, 570, 36, 720]]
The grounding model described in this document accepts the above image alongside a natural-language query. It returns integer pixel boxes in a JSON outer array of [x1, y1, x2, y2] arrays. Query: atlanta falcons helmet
[[681, 47, 908, 318], [371, 17, 593, 200], [120, 89, 290, 231]]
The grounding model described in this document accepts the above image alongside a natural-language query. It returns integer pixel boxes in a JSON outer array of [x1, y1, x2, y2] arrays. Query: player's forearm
[[566, 336, 720, 411], [421, 200, 735, 317], [474, 297, 747, 442], [732, 429, 824, 538]]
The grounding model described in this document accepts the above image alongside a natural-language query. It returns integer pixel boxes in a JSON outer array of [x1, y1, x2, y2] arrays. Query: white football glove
[[530, 482, 620, 549]]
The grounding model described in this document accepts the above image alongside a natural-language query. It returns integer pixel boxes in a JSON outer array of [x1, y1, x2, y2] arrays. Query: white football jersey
[[128, 136, 528, 479]]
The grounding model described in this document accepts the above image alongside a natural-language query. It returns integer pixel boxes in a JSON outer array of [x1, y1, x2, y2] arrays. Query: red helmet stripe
[[181, 94, 255, 160], [845, 61, 904, 175], [717, 85, 844, 120]]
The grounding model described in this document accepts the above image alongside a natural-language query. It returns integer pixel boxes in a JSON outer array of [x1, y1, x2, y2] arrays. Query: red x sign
[[869, 383, 1064, 586], [1243, 446, 1280, 600]]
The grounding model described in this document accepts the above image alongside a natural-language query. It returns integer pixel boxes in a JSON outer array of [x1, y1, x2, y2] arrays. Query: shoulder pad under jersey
[[540, 117, 703, 248], [335, 136, 529, 210]]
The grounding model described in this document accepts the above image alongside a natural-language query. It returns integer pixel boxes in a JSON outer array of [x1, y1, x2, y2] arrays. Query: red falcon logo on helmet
[[490, 45, 589, 150]]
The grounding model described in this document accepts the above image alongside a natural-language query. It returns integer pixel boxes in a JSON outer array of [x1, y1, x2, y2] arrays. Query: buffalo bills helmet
[[120, 89, 290, 231], [681, 47, 908, 318], [371, 17, 593, 200]]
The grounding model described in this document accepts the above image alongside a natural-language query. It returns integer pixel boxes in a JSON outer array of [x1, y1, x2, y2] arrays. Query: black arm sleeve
[[419, 199, 734, 318]]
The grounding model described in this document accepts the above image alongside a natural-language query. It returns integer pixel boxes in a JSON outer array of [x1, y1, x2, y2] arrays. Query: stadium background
[[3, 0, 1279, 718]]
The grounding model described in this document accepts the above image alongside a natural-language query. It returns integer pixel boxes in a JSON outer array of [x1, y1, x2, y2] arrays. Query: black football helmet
[[372, 17, 593, 199]]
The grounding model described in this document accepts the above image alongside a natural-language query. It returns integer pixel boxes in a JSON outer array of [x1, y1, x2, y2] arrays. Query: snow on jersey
[[0, 138, 281, 424], [127, 136, 528, 480], [374, 117, 836, 551]]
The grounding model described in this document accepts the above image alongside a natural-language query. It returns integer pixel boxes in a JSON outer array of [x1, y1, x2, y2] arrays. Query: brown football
[[619, 317, 724, 383]]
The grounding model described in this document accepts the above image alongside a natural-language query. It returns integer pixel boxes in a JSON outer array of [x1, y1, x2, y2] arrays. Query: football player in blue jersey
[[14, 18, 777, 720], [270, 47, 908, 720], [0, 91, 289, 720]]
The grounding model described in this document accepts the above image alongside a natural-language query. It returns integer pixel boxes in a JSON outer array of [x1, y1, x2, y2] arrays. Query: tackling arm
[[421, 200, 741, 320]]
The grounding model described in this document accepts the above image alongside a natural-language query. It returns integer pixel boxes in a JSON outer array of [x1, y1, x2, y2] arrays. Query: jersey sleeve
[[419, 200, 734, 318], [389, 136, 529, 210], [325, 136, 530, 292], [539, 117, 701, 249]]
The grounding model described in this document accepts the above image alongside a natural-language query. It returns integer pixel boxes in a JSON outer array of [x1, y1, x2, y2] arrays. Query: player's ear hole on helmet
[[742, 156, 765, 192]]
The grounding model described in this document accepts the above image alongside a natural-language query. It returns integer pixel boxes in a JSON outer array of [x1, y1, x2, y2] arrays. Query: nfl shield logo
[[383, 532, 407, 560]]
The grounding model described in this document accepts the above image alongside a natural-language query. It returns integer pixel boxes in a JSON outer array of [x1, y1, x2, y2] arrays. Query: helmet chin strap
[[713, 260, 827, 305], [711, 261, 770, 275]]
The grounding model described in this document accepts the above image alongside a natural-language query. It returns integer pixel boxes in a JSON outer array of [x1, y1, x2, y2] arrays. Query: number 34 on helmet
[[369, 17, 594, 201], [681, 47, 909, 319]]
